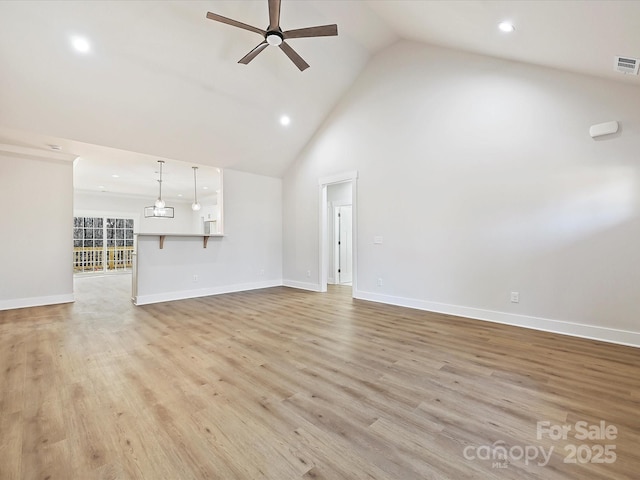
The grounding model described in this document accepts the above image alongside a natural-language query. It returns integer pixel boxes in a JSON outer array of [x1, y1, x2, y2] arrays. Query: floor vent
[[614, 56, 639, 75]]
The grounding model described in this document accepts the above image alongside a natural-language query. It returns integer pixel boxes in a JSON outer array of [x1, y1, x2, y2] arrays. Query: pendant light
[[192, 166, 201, 211], [144, 160, 174, 218]]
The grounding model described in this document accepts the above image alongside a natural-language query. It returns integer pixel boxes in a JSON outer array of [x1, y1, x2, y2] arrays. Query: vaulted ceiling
[[1, 1, 639, 194]]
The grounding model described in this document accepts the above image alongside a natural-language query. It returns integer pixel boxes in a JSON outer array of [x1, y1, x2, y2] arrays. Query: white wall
[[0, 150, 74, 309], [283, 41, 640, 346], [134, 169, 282, 304]]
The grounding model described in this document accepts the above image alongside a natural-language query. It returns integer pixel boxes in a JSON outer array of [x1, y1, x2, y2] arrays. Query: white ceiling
[[0, 126, 222, 203], [1, 0, 639, 195], [70, 145, 222, 205], [368, 0, 640, 86]]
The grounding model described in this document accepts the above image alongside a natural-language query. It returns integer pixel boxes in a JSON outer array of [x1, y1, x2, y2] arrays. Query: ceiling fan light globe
[[266, 33, 283, 46]]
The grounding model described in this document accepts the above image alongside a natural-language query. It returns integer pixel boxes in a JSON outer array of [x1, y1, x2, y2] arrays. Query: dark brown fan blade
[[283, 24, 338, 39], [279, 41, 310, 71], [268, 0, 281, 30], [206, 12, 265, 36], [238, 41, 269, 65]]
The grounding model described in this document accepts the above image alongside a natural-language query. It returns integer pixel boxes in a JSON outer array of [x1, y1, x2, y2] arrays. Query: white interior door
[[337, 205, 352, 284]]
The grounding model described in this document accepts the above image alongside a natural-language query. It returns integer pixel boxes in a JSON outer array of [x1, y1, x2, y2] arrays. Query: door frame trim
[[318, 171, 358, 294]]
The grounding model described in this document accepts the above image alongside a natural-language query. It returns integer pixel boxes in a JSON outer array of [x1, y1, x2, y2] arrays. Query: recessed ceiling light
[[280, 115, 291, 126], [203, 186, 209, 190], [71, 36, 91, 53], [111, 174, 120, 178], [98, 185, 105, 190], [498, 22, 515, 33], [177, 193, 183, 197]]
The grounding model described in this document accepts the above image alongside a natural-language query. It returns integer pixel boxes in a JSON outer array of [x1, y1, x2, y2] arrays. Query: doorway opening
[[72, 213, 137, 305], [319, 171, 357, 295]]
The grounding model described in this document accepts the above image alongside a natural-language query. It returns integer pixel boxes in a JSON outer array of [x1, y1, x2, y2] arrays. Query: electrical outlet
[[307, 270, 311, 278], [259, 269, 265, 276], [193, 275, 198, 282], [377, 278, 383, 287], [510, 291, 519, 303]]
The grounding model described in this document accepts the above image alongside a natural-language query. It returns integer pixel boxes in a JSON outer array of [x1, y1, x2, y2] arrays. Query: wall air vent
[[614, 56, 639, 75]]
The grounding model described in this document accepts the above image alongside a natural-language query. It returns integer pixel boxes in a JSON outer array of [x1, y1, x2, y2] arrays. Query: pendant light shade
[[192, 166, 201, 211]]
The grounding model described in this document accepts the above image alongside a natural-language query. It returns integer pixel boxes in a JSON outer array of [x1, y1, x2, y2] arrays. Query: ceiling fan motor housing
[[266, 30, 283, 46]]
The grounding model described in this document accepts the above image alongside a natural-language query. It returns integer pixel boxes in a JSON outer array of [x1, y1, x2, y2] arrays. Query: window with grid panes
[[73, 217, 104, 272], [106, 218, 135, 271], [73, 216, 134, 273]]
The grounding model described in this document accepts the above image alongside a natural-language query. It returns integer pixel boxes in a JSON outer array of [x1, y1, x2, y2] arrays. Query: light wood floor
[[1, 275, 638, 480]]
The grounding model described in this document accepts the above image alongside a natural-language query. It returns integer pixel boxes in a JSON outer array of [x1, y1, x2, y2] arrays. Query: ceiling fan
[[206, 0, 338, 71]]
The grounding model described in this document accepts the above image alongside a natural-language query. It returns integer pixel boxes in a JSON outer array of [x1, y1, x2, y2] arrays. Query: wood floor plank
[[0, 411, 22, 480], [0, 275, 639, 479]]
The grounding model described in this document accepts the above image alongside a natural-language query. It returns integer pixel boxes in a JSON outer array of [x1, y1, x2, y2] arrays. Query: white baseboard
[[282, 279, 321, 292], [354, 290, 640, 348], [133, 280, 282, 306], [0, 293, 75, 311]]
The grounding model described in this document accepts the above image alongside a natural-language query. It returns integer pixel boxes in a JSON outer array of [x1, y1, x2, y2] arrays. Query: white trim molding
[[318, 171, 358, 186], [282, 280, 321, 292], [0, 143, 77, 163], [133, 279, 283, 306], [0, 294, 75, 311], [355, 289, 640, 348]]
